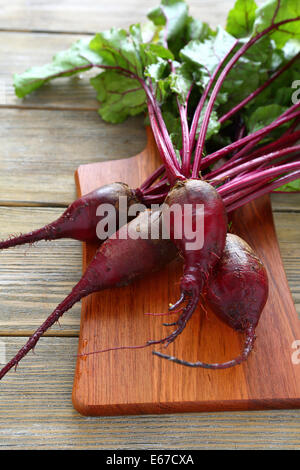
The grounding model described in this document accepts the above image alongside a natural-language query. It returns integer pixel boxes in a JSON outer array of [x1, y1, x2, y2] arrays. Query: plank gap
[[272, 208, 300, 214], [0, 202, 68, 209], [0, 331, 79, 338], [0, 104, 98, 112], [0, 28, 95, 36]]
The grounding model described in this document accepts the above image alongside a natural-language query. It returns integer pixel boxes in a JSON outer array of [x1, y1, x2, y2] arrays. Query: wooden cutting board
[[72, 127, 300, 416]]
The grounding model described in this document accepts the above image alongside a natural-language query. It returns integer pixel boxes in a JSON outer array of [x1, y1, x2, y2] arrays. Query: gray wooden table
[[0, 0, 299, 450]]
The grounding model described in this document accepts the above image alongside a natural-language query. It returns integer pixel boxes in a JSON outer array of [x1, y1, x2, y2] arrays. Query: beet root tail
[[169, 293, 185, 311], [148, 290, 200, 348], [0, 224, 57, 250], [0, 277, 94, 380], [152, 326, 256, 369]]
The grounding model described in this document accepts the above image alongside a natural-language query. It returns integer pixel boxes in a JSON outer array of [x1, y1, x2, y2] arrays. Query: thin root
[[152, 326, 256, 369], [148, 292, 200, 347], [169, 293, 186, 311], [79, 294, 200, 358]]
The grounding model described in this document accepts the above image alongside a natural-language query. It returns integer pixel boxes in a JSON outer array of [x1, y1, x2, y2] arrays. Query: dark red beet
[[0, 209, 177, 380], [153, 234, 269, 369], [158, 179, 227, 345], [0, 182, 138, 248], [205, 234, 269, 331]]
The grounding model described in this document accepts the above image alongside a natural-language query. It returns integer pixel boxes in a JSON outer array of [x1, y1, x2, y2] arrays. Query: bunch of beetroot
[[1, 0, 300, 380]]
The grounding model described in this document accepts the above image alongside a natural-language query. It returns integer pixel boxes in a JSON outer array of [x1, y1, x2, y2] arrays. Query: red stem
[[210, 144, 300, 182], [139, 165, 165, 192], [219, 160, 300, 196], [192, 16, 300, 178], [219, 52, 300, 124], [191, 40, 239, 174], [142, 80, 181, 172], [143, 178, 169, 195], [226, 170, 300, 212], [189, 40, 239, 153], [201, 105, 300, 169], [206, 129, 300, 180], [147, 102, 183, 185], [222, 181, 266, 207], [178, 99, 191, 177]]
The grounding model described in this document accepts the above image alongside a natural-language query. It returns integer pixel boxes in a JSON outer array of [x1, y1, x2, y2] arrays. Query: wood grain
[[271, 193, 300, 213], [0, 0, 255, 34], [0, 109, 146, 205], [0, 337, 299, 449], [0, 32, 97, 109], [0, 107, 298, 209], [0, 0, 299, 450], [0, 206, 298, 337], [72, 130, 300, 416]]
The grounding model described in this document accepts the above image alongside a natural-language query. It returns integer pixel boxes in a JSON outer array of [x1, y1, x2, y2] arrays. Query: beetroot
[[205, 234, 269, 331], [0, 209, 177, 380], [157, 179, 227, 346], [153, 234, 268, 369], [0, 182, 138, 249]]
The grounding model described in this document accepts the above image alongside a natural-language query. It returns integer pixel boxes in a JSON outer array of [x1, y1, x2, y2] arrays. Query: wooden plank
[[271, 193, 300, 213], [273, 212, 300, 317], [0, 206, 298, 336], [0, 206, 82, 334], [0, 107, 299, 209], [0, 0, 297, 450], [0, 109, 146, 205], [0, 338, 299, 449], [72, 134, 300, 416], [0, 32, 100, 109], [0, 0, 249, 34]]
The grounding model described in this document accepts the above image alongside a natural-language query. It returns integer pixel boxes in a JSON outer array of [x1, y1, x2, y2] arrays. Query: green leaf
[[140, 43, 174, 65], [218, 36, 274, 113], [253, 0, 300, 48], [196, 107, 221, 141], [162, 109, 182, 148], [180, 26, 237, 84], [144, 58, 171, 102], [283, 38, 300, 57], [245, 103, 287, 133], [147, 43, 174, 60], [140, 20, 163, 43], [145, 59, 169, 81], [226, 0, 257, 38], [13, 38, 100, 98], [245, 53, 300, 111], [186, 17, 215, 42], [169, 63, 193, 103], [89, 27, 143, 76], [148, 0, 188, 40], [275, 178, 300, 192], [90, 71, 146, 123]]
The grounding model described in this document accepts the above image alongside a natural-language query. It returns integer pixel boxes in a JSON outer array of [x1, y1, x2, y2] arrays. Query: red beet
[[153, 234, 269, 369], [0, 182, 138, 248], [0, 209, 177, 380], [158, 179, 227, 345]]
